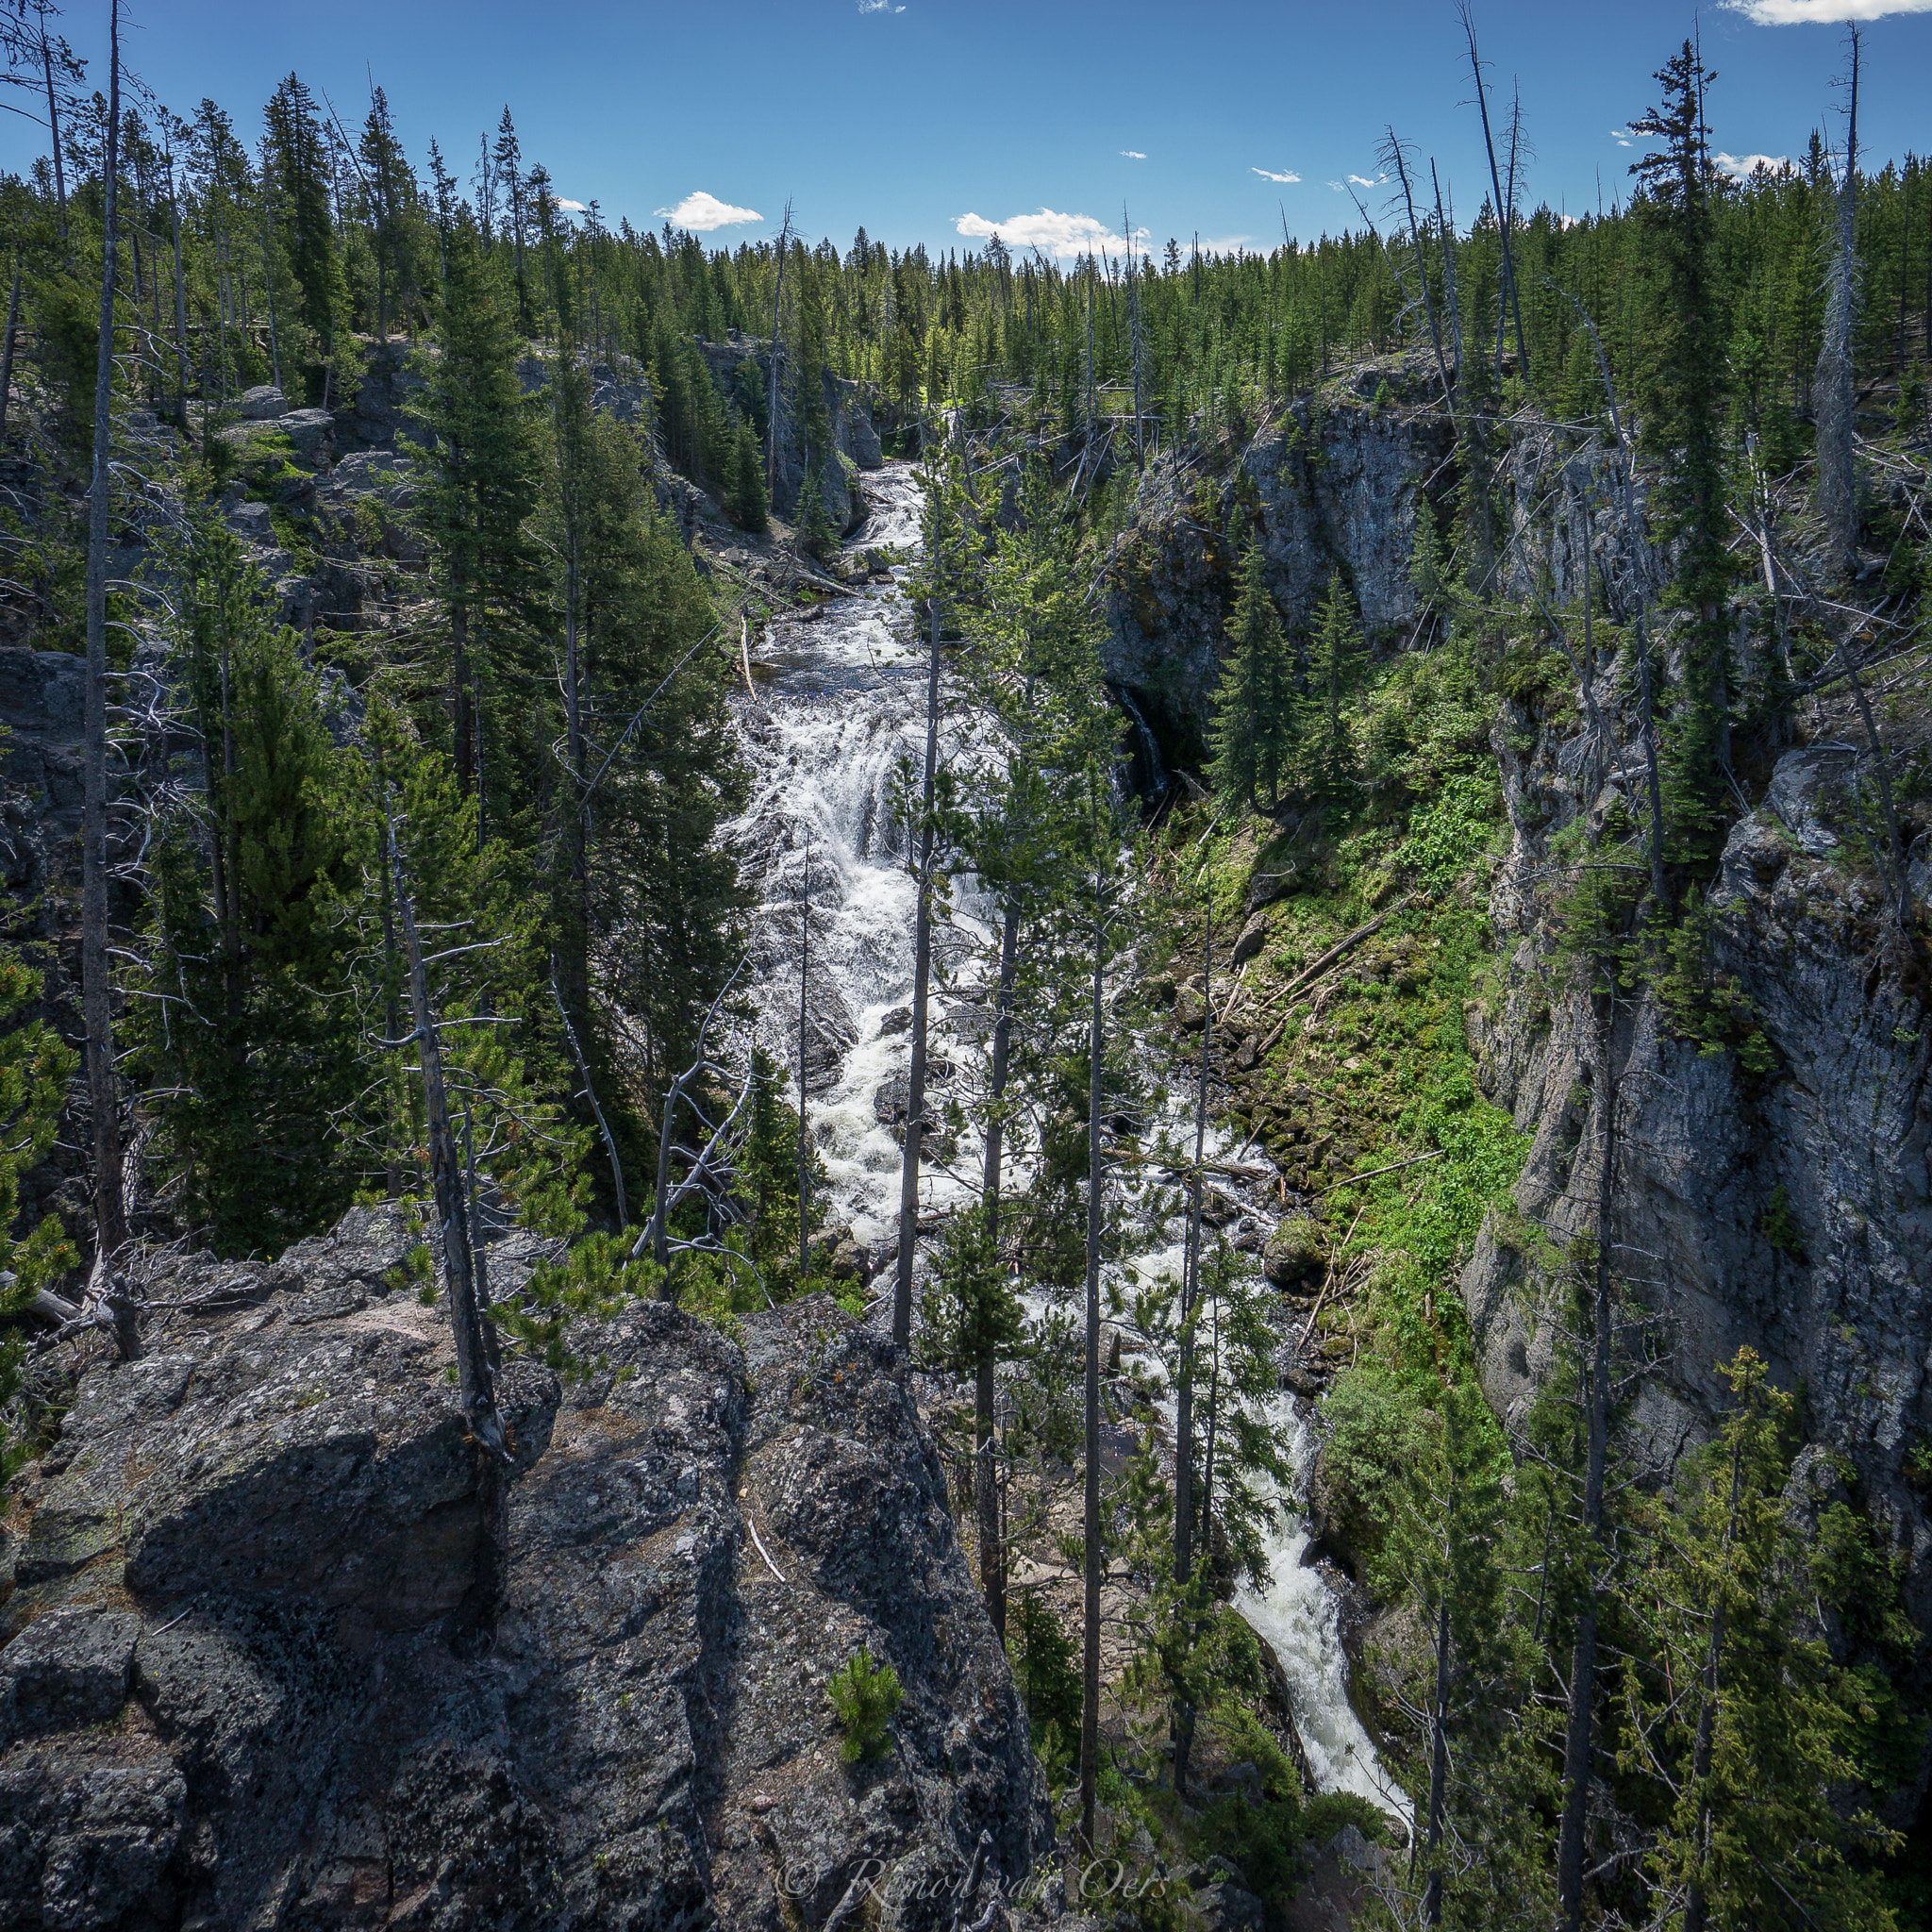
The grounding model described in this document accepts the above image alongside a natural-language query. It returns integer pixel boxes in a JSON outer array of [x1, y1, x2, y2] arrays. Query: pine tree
[[410, 210, 544, 826], [347, 700, 589, 1237], [1206, 540, 1291, 808], [357, 85, 415, 341], [1631, 43, 1733, 851], [1619, 1350, 1904, 1932], [133, 522, 360, 1252], [0, 939, 78, 1471], [1301, 572, 1364, 805], [727, 412, 768, 531], [262, 74, 340, 403]]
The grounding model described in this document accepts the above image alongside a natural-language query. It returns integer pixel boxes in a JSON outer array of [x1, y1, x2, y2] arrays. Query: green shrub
[[1318, 1364, 1434, 1564], [1008, 1591, 1082, 1779], [1400, 774, 1499, 890], [826, 1645, 902, 1762]]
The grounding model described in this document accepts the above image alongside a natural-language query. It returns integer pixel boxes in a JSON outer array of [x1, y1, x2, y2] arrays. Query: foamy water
[[724, 461, 1407, 1826]]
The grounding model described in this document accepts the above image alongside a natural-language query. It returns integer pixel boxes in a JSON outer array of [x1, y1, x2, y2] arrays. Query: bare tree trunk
[[1083, 259, 1095, 442], [975, 897, 1019, 1641], [1422, 1591, 1452, 1925], [1815, 28, 1862, 575], [0, 250, 20, 442], [891, 598, 942, 1350], [83, 3, 126, 1260], [1681, 1427, 1745, 1932], [798, 829, 811, 1279], [1833, 623, 1910, 931], [1124, 205, 1144, 465], [1560, 285, 1669, 908], [766, 203, 791, 498], [551, 961, 625, 1225], [1386, 132, 1452, 410], [1077, 874, 1107, 1857], [389, 810, 510, 1630], [169, 168, 192, 438], [42, 25, 68, 262], [1171, 920, 1211, 1790], [1461, 7, 1529, 380], [1557, 1001, 1619, 1932], [260, 190, 283, 393]]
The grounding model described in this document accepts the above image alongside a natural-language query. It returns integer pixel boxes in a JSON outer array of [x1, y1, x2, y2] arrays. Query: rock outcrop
[[696, 339, 883, 532], [0, 1208, 1051, 1928], [1461, 735, 1932, 1630], [1102, 358, 1456, 763]]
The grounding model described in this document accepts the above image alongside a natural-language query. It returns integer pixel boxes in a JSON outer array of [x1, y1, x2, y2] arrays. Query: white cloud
[[554, 197, 588, 214], [1251, 165, 1301, 183], [1721, 0, 1932, 21], [1122, 149, 1147, 159], [954, 208, 1143, 257], [1346, 173, 1386, 189], [858, 0, 905, 12], [1715, 149, 1791, 176], [655, 191, 764, 231]]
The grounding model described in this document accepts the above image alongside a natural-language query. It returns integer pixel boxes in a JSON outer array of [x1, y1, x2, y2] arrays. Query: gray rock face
[[0, 1222, 1050, 1928], [275, 408, 336, 467], [222, 497, 274, 544], [1460, 744, 1932, 1626], [237, 384, 286, 420], [695, 340, 882, 531], [1103, 359, 1455, 761]]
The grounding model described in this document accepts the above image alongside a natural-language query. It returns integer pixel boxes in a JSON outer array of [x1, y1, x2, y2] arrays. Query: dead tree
[[766, 201, 792, 497], [974, 894, 1021, 1639], [1815, 27, 1862, 575], [891, 597, 943, 1351], [798, 829, 812, 1280], [1557, 993, 1621, 1932], [1077, 824, 1108, 1857], [1460, 5, 1529, 380], [82, 0, 125, 1260], [638, 965, 759, 1295], [1381, 128, 1453, 411], [1171, 917, 1210, 1790], [385, 807, 512, 1632]]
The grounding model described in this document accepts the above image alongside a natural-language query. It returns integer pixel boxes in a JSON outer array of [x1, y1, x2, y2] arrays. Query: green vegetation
[[825, 1646, 903, 1763]]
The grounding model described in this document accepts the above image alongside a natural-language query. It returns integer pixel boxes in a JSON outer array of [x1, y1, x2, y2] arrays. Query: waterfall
[[724, 461, 1407, 1828]]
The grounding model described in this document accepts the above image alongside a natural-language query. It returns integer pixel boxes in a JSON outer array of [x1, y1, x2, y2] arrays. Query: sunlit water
[[723, 462, 1407, 1826]]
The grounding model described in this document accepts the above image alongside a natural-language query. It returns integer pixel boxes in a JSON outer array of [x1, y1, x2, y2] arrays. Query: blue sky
[[18, 0, 1932, 256]]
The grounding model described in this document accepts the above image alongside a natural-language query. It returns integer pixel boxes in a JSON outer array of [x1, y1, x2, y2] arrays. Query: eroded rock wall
[[0, 1207, 1050, 1929], [1461, 724, 1932, 1628]]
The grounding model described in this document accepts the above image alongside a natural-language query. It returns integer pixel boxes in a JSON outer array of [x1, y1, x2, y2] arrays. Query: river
[[721, 459, 1407, 1827]]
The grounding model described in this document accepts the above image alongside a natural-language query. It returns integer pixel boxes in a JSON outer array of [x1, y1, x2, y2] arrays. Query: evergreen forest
[[0, 6, 1929, 1930]]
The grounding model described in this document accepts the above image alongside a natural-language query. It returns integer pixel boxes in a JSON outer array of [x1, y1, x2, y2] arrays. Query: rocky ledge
[[0, 1207, 1051, 1929]]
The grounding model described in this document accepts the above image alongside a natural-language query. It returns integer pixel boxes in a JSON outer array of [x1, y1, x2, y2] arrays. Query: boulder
[[223, 498, 275, 545], [0, 1608, 140, 1743], [1230, 910, 1272, 966], [238, 384, 286, 420], [1263, 1215, 1325, 1290], [1284, 1824, 1387, 1930], [0, 1211, 1051, 1928], [274, 408, 335, 468]]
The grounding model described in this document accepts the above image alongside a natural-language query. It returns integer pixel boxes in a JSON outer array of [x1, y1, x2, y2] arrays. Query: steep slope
[[0, 1208, 1050, 1930]]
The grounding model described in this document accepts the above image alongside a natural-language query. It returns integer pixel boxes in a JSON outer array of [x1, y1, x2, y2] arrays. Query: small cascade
[[724, 461, 1407, 1828]]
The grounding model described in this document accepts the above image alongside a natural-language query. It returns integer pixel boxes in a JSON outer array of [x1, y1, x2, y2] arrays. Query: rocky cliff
[[1463, 729, 1932, 1628], [1104, 358, 1932, 1641], [697, 338, 884, 534], [0, 1207, 1051, 1929]]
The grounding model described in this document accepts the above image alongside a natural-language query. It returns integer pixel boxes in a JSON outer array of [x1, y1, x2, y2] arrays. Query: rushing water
[[723, 462, 1407, 1826]]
